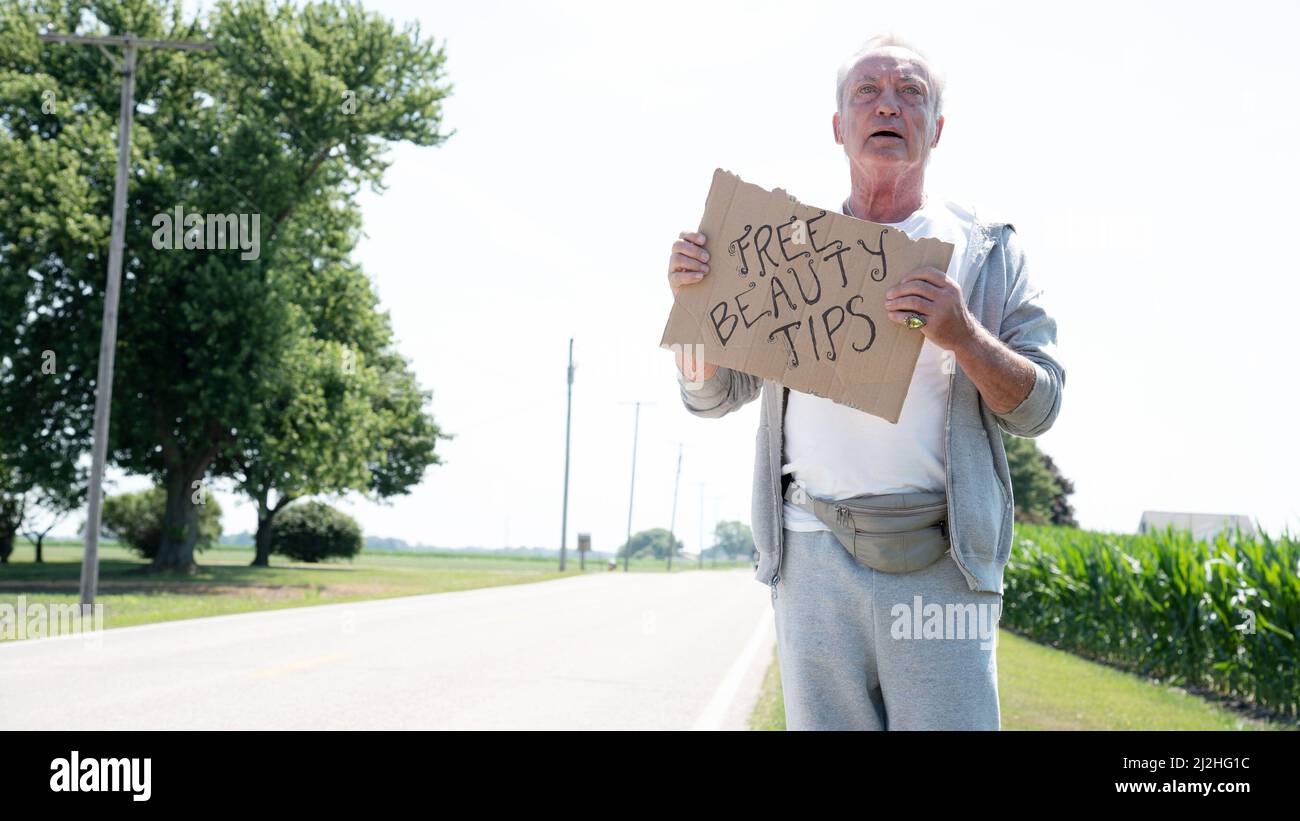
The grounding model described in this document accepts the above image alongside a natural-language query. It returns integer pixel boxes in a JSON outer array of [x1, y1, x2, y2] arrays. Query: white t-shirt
[[782, 195, 976, 532]]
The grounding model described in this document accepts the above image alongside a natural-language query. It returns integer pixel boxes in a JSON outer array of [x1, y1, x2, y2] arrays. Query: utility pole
[[559, 338, 575, 572], [667, 444, 682, 571], [710, 495, 722, 566], [697, 482, 705, 568], [39, 32, 213, 612], [619, 401, 652, 571]]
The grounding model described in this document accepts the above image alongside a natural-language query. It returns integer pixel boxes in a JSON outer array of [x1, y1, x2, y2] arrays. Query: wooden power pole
[[38, 32, 214, 610]]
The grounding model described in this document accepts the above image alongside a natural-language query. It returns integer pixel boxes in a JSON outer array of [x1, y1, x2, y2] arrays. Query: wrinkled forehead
[[845, 47, 933, 86]]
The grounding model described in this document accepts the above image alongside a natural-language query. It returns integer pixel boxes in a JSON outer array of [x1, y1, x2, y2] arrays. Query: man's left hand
[[884, 267, 977, 352]]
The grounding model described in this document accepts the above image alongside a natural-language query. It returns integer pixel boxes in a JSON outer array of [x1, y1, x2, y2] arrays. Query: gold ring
[[906, 313, 926, 329]]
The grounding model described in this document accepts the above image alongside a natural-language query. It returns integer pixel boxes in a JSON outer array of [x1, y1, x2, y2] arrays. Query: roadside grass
[[748, 629, 1296, 731], [0, 539, 750, 642]]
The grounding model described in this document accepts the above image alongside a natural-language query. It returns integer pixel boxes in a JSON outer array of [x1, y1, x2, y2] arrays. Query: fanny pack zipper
[[849, 522, 948, 537], [834, 501, 947, 518]]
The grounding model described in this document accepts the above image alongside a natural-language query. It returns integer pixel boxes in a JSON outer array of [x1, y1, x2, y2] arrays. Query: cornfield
[[1003, 522, 1300, 718]]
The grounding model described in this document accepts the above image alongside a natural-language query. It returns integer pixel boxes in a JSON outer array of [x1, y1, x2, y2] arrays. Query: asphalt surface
[[0, 568, 776, 730]]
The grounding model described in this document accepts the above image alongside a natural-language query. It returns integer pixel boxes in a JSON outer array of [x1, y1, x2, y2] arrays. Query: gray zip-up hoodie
[[675, 215, 1064, 596]]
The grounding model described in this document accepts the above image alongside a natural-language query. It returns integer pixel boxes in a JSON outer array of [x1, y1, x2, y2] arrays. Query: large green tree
[[0, 0, 95, 563], [1001, 431, 1076, 527], [214, 185, 446, 566], [220, 329, 449, 567], [0, 346, 87, 564], [0, 0, 452, 572]]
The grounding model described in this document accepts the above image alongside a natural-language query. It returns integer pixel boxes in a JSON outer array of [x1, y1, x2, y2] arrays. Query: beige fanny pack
[[783, 481, 950, 573]]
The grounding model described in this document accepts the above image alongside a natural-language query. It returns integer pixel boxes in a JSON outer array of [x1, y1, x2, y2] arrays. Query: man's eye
[[904, 87, 920, 94], [859, 85, 875, 94]]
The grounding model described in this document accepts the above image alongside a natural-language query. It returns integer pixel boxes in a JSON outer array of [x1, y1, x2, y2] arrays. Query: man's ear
[[832, 110, 843, 145], [932, 114, 944, 148]]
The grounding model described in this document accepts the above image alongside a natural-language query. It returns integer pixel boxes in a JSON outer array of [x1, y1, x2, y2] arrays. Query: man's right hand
[[667, 230, 719, 382]]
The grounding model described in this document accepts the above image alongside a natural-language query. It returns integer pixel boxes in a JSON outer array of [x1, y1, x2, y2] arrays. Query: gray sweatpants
[[772, 527, 1004, 730]]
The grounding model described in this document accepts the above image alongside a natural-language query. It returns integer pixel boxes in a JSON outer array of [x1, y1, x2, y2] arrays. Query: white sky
[[103, 0, 1300, 552]]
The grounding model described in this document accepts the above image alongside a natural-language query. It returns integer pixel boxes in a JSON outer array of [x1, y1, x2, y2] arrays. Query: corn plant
[[1003, 522, 1299, 717]]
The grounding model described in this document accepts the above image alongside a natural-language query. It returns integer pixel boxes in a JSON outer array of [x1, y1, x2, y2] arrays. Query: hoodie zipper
[[770, 386, 788, 601], [945, 328, 982, 591], [944, 224, 998, 593]]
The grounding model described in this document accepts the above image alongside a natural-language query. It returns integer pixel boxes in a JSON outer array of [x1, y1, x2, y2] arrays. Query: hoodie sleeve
[[676, 363, 762, 419], [990, 225, 1065, 438]]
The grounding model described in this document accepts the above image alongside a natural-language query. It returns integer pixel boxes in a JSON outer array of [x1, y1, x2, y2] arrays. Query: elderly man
[[666, 34, 1064, 730]]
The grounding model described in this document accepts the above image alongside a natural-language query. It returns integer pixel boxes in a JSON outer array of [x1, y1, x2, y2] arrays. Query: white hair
[[835, 33, 945, 119]]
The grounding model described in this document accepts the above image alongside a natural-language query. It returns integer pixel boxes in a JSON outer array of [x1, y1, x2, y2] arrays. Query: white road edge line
[[691, 607, 774, 731]]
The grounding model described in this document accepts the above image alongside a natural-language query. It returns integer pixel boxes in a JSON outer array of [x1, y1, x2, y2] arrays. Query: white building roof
[[1137, 510, 1256, 541]]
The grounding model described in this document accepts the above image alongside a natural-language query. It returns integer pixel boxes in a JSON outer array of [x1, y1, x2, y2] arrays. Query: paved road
[[0, 569, 776, 730]]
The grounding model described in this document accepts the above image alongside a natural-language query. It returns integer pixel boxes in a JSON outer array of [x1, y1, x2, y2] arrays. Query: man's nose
[[875, 85, 901, 116]]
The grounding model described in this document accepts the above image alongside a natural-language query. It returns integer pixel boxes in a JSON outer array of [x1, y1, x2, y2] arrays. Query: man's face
[[833, 48, 943, 172]]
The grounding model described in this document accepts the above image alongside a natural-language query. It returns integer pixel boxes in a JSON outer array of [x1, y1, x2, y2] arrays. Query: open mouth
[[869, 129, 904, 140]]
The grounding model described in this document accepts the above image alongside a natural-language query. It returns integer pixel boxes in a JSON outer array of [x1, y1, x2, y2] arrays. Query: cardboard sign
[[660, 169, 954, 423]]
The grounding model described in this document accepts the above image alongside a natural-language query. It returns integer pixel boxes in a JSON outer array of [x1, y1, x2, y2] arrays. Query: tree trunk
[[251, 508, 275, 567], [35, 534, 43, 563], [250, 494, 292, 567], [151, 467, 203, 573], [0, 527, 13, 563]]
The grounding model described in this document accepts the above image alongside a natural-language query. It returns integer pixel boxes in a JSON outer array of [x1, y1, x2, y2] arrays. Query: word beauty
[[660, 169, 953, 423]]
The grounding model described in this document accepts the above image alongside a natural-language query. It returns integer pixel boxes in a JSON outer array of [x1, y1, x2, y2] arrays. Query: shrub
[[270, 501, 363, 563], [98, 486, 222, 559]]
